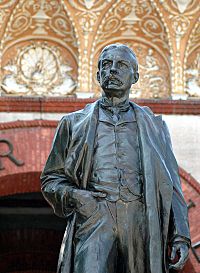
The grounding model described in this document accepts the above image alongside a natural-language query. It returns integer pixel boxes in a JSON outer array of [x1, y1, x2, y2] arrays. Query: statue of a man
[[41, 44, 190, 273]]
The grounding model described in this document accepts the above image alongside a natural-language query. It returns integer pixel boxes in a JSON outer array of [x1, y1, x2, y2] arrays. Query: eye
[[102, 60, 112, 68], [118, 62, 128, 69]]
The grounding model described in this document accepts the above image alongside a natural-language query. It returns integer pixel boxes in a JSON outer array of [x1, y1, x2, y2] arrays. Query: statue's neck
[[102, 94, 129, 107]]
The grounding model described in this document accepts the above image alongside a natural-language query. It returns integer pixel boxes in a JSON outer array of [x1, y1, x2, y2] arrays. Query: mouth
[[102, 75, 123, 88]]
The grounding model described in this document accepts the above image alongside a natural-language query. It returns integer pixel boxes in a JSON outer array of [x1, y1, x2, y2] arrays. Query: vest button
[[113, 227, 117, 233]]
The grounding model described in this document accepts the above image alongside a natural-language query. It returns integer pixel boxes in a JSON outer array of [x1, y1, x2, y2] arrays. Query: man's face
[[97, 48, 139, 98]]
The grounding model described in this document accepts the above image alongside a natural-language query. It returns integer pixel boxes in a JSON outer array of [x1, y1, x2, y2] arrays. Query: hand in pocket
[[70, 189, 106, 218]]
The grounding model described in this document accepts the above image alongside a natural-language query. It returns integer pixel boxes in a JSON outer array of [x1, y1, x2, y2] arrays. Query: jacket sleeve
[[40, 116, 75, 218], [163, 121, 191, 246]]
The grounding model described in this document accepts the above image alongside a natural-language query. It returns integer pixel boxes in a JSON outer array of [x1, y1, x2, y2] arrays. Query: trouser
[[73, 198, 148, 273]]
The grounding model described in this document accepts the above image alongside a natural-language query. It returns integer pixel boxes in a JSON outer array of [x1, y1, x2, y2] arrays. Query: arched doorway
[[0, 120, 199, 272], [0, 172, 66, 273]]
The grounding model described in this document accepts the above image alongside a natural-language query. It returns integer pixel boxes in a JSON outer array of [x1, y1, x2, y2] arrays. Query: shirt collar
[[100, 96, 130, 113]]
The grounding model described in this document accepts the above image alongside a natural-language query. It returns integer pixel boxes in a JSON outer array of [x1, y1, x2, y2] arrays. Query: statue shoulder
[[142, 105, 154, 116], [131, 101, 165, 131], [131, 101, 155, 116], [60, 100, 99, 124]]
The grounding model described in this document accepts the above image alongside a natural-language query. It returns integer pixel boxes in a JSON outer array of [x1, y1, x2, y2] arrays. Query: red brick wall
[[1, 97, 200, 114], [0, 121, 57, 196], [181, 177, 200, 273]]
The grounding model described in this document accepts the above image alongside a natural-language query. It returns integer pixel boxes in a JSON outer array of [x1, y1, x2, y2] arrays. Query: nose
[[110, 61, 118, 74]]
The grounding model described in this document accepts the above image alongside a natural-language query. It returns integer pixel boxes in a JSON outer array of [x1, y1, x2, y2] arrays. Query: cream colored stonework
[[0, 0, 199, 98]]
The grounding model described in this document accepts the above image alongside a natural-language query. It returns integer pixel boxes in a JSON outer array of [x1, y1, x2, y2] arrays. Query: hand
[[70, 189, 106, 207], [69, 189, 106, 218], [169, 242, 189, 271]]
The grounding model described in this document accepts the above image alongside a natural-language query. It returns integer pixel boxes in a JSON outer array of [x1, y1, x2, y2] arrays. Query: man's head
[[97, 44, 139, 99]]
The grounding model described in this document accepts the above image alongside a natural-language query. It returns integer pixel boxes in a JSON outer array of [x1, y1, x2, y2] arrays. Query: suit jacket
[[41, 99, 190, 273]]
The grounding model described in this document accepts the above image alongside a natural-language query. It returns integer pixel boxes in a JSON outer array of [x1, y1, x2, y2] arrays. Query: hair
[[98, 43, 138, 70]]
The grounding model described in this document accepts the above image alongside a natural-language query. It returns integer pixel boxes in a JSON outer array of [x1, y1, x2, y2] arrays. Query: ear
[[132, 72, 139, 84], [97, 71, 100, 83]]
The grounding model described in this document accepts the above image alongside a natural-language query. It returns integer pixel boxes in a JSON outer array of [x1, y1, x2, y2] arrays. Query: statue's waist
[[88, 176, 143, 202]]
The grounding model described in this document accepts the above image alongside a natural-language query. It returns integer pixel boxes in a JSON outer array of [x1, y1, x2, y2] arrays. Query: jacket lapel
[[64, 100, 99, 188], [81, 100, 100, 189], [132, 102, 173, 273]]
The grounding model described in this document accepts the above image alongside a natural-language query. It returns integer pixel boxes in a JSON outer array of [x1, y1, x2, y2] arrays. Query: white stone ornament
[[174, 0, 192, 13], [1, 43, 76, 96], [186, 53, 200, 97], [84, 0, 96, 9]]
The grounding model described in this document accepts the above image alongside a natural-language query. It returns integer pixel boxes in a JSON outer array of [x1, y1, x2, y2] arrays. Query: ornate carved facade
[[0, 0, 199, 99]]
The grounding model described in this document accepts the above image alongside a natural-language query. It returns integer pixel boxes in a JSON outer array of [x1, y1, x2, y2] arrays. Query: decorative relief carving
[[183, 19, 200, 97], [0, 1, 16, 37], [95, 1, 130, 44], [171, 15, 190, 36], [171, 15, 190, 49], [0, 0, 199, 98], [68, 0, 111, 12], [129, 44, 170, 99], [159, 0, 198, 15], [1, 42, 76, 96], [66, 0, 113, 94], [156, 0, 199, 97], [76, 9, 98, 92], [186, 51, 200, 97], [174, 0, 193, 13], [0, 10, 7, 25], [187, 20, 200, 55], [83, 0, 95, 9], [0, 0, 16, 9], [1, 0, 77, 49], [94, 0, 169, 55]]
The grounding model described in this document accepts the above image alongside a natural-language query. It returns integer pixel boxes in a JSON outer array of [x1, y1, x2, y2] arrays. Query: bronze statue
[[41, 44, 190, 273]]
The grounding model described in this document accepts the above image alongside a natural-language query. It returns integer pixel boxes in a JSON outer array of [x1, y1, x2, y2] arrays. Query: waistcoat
[[88, 105, 143, 202]]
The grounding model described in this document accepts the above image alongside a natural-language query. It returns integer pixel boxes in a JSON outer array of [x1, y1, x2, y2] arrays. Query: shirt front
[[88, 102, 143, 202]]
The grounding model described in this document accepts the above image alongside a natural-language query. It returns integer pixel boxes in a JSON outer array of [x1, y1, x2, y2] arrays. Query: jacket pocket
[[75, 201, 101, 237]]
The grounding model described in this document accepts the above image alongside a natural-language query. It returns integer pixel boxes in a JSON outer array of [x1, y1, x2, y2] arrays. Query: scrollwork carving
[[0, 0, 16, 9], [140, 15, 166, 39], [10, 12, 32, 34], [94, 0, 169, 52], [50, 14, 74, 37], [1, 0, 77, 50], [96, 1, 130, 44]]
